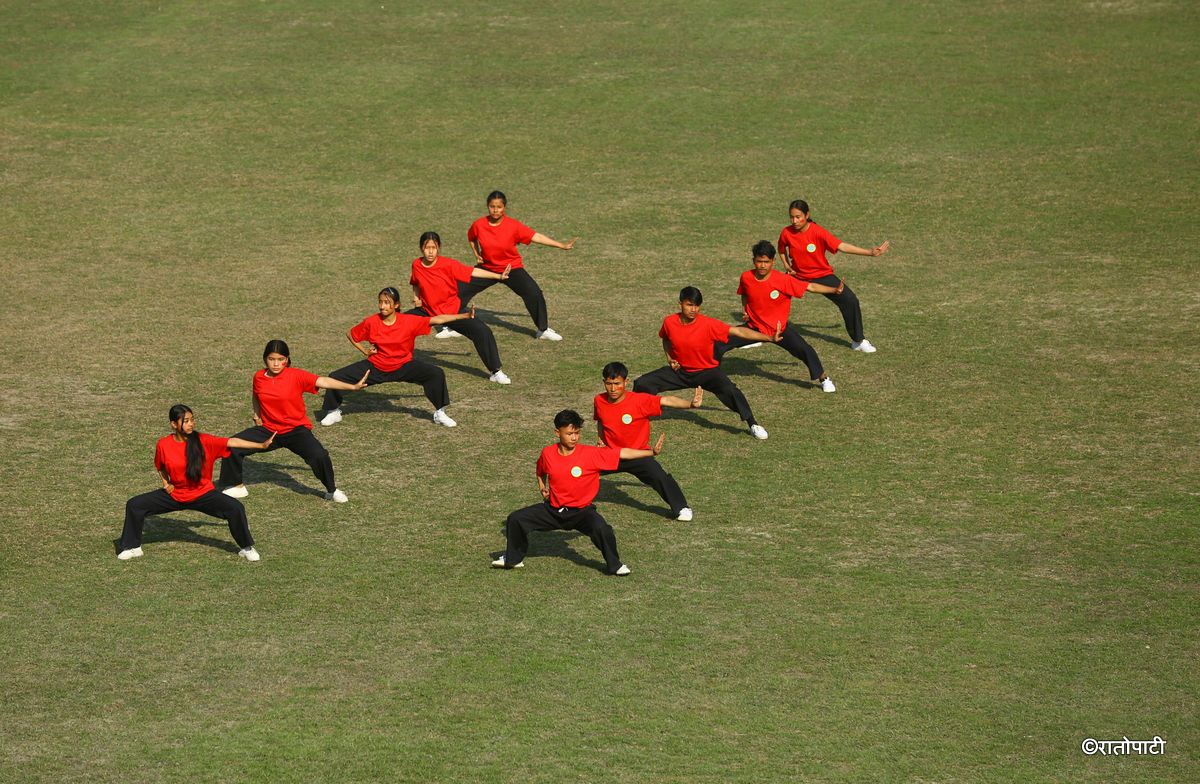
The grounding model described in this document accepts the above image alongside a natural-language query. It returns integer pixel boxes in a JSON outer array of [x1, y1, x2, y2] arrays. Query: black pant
[[458, 267, 548, 331], [406, 306, 502, 372], [633, 365, 757, 426], [320, 358, 449, 412], [714, 323, 825, 380], [218, 425, 336, 493], [504, 502, 623, 574], [806, 273, 864, 342], [121, 489, 253, 551], [601, 457, 687, 515]]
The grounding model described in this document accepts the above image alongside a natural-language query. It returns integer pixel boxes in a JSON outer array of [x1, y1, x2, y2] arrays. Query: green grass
[[1, 1, 1197, 781]]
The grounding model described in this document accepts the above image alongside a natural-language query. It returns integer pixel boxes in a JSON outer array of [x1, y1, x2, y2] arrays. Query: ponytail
[[168, 404, 205, 485]]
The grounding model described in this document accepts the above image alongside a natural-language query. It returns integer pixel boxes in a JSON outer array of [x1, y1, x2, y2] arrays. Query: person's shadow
[[238, 459, 327, 497], [112, 517, 240, 555], [490, 530, 607, 572], [461, 308, 537, 338], [657, 406, 747, 435], [314, 391, 432, 422], [413, 348, 491, 381], [596, 478, 672, 518], [719, 354, 822, 391], [724, 310, 852, 350]]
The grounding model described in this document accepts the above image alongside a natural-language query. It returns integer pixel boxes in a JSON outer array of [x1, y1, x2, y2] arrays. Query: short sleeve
[[658, 318, 670, 340], [736, 274, 748, 296], [452, 260, 475, 283], [536, 450, 549, 476], [349, 317, 372, 343], [153, 442, 165, 471], [514, 220, 535, 245], [592, 397, 601, 422], [294, 369, 320, 394], [410, 315, 432, 338], [709, 318, 731, 343], [783, 275, 808, 299], [592, 446, 621, 471], [640, 394, 663, 418], [822, 225, 842, 254], [202, 433, 231, 460], [466, 220, 479, 242]]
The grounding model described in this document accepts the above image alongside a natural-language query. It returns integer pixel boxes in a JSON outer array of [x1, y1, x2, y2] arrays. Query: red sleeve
[[451, 259, 475, 282], [822, 225, 842, 254], [658, 317, 670, 340], [466, 219, 480, 242], [201, 433, 231, 459], [591, 446, 621, 471], [592, 396, 601, 422], [776, 228, 788, 256], [153, 441, 166, 471], [736, 273, 748, 296], [513, 219, 535, 245], [708, 317, 731, 343], [640, 394, 663, 418], [536, 449, 549, 477], [294, 368, 320, 394], [782, 275, 808, 299], [409, 260, 420, 288], [410, 315, 432, 338], [349, 316, 372, 343]]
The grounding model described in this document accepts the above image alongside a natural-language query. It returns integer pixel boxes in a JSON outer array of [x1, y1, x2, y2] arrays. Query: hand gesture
[[252, 413, 263, 427], [669, 359, 681, 371], [467, 305, 476, 320], [871, 241, 890, 257], [835, 277, 846, 295], [363, 343, 378, 357], [352, 369, 371, 390], [413, 295, 423, 308], [539, 482, 550, 500], [501, 264, 512, 280], [690, 387, 704, 408], [262, 431, 277, 449], [162, 480, 174, 494], [562, 237, 578, 250], [772, 321, 784, 343], [651, 432, 665, 456]]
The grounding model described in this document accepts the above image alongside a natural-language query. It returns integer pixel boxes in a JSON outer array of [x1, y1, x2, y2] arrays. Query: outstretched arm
[[430, 306, 476, 326], [316, 369, 371, 392], [228, 431, 276, 450], [729, 322, 783, 343], [806, 278, 845, 295], [618, 433, 665, 461], [531, 232, 577, 250], [837, 240, 890, 257], [471, 264, 511, 281], [659, 387, 704, 409]]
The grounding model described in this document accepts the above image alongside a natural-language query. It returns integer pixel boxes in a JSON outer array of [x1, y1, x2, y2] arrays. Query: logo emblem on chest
[[621, 414, 633, 425], [806, 243, 817, 253], [570, 466, 583, 478]]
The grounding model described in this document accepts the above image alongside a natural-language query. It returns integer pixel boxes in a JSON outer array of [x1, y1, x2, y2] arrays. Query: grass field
[[1, 1, 1197, 781]]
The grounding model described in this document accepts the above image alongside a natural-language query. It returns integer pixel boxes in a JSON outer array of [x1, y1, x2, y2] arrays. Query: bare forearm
[[729, 325, 773, 342]]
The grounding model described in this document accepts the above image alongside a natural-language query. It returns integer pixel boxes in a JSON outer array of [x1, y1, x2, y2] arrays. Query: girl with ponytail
[[117, 405, 274, 562]]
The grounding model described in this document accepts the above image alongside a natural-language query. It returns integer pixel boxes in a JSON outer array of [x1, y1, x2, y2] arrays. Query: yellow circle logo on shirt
[[571, 466, 583, 478], [806, 243, 817, 253], [770, 290, 780, 300], [621, 414, 633, 425]]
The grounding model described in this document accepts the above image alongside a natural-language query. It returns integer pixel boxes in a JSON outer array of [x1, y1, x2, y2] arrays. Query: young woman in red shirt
[[777, 199, 890, 353], [450, 190, 576, 342], [714, 240, 845, 392], [219, 340, 370, 503], [633, 286, 781, 440], [492, 409, 665, 576], [118, 404, 275, 562], [408, 231, 512, 385], [318, 287, 475, 429]]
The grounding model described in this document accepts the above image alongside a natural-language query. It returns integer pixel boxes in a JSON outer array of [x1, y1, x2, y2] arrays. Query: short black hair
[[554, 409, 584, 429], [751, 240, 776, 259], [679, 286, 703, 305], [602, 362, 629, 380]]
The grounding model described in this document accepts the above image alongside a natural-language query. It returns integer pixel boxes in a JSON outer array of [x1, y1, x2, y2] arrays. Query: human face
[[603, 375, 628, 403], [487, 198, 506, 222], [264, 351, 289, 376], [378, 294, 398, 318], [789, 207, 809, 231], [555, 424, 582, 451], [421, 239, 440, 264], [679, 299, 701, 322], [171, 411, 196, 438], [752, 254, 775, 279]]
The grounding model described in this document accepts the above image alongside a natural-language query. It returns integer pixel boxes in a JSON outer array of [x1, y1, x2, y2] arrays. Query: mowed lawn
[[1, 1, 1196, 781]]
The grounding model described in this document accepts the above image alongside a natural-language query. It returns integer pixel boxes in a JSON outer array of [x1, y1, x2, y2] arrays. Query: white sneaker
[[325, 489, 349, 503], [491, 555, 524, 569], [319, 409, 343, 426], [736, 342, 763, 350], [222, 485, 249, 499], [676, 507, 694, 522], [488, 370, 512, 385], [750, 424, 769, 440], [820, 377, 836, 393], [238, 547, 261, 562], [117, 547, 143, 561], [851, 339, 876, 353], [433, 408, 457, 428], [535, 327, 563, 341], [614, 564, 631, 576], [435, 328, 463, 339]]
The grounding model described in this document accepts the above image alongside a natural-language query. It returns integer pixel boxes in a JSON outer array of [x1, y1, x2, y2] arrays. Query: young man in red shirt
[[777, 198, 890, 353], [594, 362, 702, 521], [715, 240, 846, 393], [492, 409, 665, 575], [633, 286, 781, 440]]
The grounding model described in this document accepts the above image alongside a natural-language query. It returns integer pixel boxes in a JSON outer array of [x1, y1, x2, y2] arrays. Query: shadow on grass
[[113, 516, 240, 555], [659, 407, 747, 436], [238, 459, 326, 498], [313, 391, 432, 423], [490, 530, 607, 573], [412, 348, 492, 382], [453, 307, 536, 339], [596, 478, 672, 518], [721, 310, 852, 350], [719, 354, 822, 391]]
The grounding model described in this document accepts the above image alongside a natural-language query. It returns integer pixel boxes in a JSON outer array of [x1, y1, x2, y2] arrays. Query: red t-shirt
[[467, 216, 535, 273], [593, 392, 662, 450], [737, 269, 809, 334], [537, 443, 621, 509], [409, 256, 475, 316], [777, 221, 842, 280], [349, 313, 431, 372], [154, 433, 230, 503], [254, 366, 320, 433], [658, 313, 730, 372]]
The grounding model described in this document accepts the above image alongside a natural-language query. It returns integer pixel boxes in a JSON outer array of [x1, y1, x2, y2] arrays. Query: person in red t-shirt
[[407, 231, 512, 385], [714, 241, 846, 393], [492, 409, 664, 575], [218, 340, 370, 503], [453, 190, 577, 342], [633, 287, 780, 440], [594, 361, 703, 522], [118, 404, 275, 562], [777, 199, 890, 353], [318, 287, 475, 429]]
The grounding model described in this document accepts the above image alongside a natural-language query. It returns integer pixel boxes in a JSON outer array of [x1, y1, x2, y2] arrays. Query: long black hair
[[168, 404, 204, 485], [263, 339, 291, 364]]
